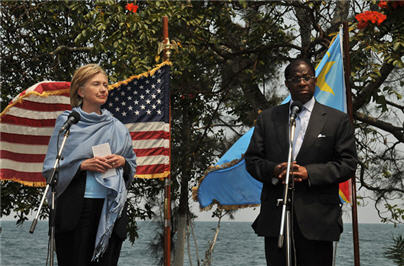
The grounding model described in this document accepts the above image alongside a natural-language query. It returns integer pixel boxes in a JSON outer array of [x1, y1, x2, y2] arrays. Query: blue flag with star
[[193, 30, 349, 210], [315, 33, 346, 112]]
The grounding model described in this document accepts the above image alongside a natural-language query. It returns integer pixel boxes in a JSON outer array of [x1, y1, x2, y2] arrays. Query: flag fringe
[[109, 61, 172, 90], [192, 155, 260, 211], [135, 171, 170, 179], [0, 177, 46, 187], [191, 186, 259, 211], [0, 84, 70, 118]]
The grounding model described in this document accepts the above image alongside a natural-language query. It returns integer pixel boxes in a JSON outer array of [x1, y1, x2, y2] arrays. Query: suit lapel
[[296, 102, 327, 160]]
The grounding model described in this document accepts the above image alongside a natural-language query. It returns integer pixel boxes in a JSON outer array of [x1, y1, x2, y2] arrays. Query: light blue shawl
[[42, 107, 136, 260]]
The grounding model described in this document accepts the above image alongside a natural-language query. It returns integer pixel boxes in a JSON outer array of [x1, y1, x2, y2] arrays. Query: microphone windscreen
[[68, 111, 80, 124], [291, 101, 303, 113]]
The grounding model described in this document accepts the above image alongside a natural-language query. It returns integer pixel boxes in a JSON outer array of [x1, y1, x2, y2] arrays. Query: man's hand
[[274, 162, 308, 183]]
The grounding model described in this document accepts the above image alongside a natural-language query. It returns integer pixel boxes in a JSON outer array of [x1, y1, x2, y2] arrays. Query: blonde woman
[[43, 64, 136, 266]]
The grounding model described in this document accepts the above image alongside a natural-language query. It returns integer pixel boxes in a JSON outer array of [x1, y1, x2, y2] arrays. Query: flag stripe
[[126, 122, 169, 132], [1, 115, 57, 127], [132, 138, 169, 149], [130, 130, 169, 140], [0, 150, 46, 162], [10, 100, 71, 112], [22, 94, 70, 104], [4, 107, 63, 120], [136, 155, 169, 166], [1, 132, 51, 145], [1, 158, 43, 172], [135, 164, 169, 175], [1, 123, 54, 135], [0, 141, 48, 154], [134, 147, 169, 157], [0, 168, 46, 182]]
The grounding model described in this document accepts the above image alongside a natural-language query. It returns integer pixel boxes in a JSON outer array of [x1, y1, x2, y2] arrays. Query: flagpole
[[342, 21, 361, 266], [162, 16, 172, 266]]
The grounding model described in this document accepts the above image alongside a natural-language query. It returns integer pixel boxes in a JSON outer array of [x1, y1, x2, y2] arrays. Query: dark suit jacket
[[245, 101, 357, 241], [54, 162, 132, 240]]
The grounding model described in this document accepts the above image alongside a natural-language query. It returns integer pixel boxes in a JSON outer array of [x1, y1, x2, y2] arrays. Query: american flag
[[104, 64, 170, 179], [0, 63, 171, 186], [0, 81, 71, 186]]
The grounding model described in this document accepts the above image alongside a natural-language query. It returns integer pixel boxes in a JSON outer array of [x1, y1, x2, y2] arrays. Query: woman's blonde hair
[[70, 64, 107, 107]]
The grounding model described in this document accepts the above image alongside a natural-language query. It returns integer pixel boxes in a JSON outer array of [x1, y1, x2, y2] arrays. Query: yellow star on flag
[[316, 61, 336, 95]]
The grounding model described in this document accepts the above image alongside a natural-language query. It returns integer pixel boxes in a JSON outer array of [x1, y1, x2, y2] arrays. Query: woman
[[42, 64, 136, 265]]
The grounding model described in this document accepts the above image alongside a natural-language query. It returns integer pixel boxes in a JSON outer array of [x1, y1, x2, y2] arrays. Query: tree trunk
[[294, 3, 312, 57], [202, 213, 222, 266], [174, 213, 187, 266], [173, 102, 193, 266]]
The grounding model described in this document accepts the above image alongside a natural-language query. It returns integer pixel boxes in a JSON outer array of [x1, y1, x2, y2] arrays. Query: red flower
[[378, 0, 404, 9], [125, 3, 138, 13], [355, 11, 387, 29], [378, 0, 388, 8]]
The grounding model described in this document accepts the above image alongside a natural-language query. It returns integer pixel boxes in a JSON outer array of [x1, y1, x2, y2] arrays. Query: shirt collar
[[290, 96, 315, 113]]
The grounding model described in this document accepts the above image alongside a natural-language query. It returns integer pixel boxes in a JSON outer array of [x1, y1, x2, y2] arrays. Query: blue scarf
[[42, 107, 136, 260]]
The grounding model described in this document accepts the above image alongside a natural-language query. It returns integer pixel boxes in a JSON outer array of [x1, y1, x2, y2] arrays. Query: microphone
[[290, 101, 303, 123], [59, 111, 80, 132], [271, 101, 303, 186]]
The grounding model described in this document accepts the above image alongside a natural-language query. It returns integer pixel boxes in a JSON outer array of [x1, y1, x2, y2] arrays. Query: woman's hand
[[80, 154, 125, 172], [105, 154, 125, 168], [80, 156, 112, 173]]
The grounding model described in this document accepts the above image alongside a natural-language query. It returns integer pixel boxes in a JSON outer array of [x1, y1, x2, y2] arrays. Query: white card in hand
[[92, 143, 115, 178]]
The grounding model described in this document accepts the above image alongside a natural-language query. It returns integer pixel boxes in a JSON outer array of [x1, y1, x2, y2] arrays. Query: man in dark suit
[[245, 58, 357, 266]]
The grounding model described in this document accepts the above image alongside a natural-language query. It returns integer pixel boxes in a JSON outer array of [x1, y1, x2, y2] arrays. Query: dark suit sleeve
[[245, 113, 277, 184], [306, 113, 357, 186]]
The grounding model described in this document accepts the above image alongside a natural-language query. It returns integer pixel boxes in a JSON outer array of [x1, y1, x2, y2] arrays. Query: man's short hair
[[284, 58, 315, 79]]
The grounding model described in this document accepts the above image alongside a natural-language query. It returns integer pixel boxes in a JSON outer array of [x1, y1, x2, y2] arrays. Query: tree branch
[[386, 100, 404, 113], [50, 45, 93, 55], [354, 111, 404, 142], [352, 62, 395, 112]]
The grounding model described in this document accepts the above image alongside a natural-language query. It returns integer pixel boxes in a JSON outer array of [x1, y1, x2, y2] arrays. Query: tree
[[384, 234, 404, 266]]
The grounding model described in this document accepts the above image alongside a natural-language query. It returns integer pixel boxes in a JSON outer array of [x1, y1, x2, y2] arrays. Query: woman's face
[[79, 73, 109, 111]]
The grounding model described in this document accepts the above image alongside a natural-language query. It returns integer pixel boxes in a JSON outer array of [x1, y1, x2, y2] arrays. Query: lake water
[[1, 220, 402, 265]]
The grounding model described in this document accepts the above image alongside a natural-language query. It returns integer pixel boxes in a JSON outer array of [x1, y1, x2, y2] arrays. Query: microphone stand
[[30, 128, 71, 266], [277, 117, 297, 266]]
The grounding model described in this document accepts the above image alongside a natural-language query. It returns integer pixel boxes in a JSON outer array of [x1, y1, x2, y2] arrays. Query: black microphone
[[59, 111, 80, 132], [290, 101, 303, 123]]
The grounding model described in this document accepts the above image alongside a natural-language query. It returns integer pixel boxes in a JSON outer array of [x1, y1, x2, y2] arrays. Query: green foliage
[[0, 1, 89, 109], [384, 235, 404, 266], [0, 181, 46, 225]]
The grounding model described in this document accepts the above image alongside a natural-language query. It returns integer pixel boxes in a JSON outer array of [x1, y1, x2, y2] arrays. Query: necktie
[[292, 114, 301, 160]]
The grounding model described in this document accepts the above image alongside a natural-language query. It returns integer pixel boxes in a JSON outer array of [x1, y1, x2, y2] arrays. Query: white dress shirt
[[290, 97, 315, 160]]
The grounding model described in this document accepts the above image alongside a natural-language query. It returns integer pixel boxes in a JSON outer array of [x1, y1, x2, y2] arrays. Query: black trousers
[[55, 198, 123, 266], [264, 220, 333, 266]]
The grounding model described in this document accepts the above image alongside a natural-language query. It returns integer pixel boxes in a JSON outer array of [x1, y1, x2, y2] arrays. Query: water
[[1, 220, 402, 265]]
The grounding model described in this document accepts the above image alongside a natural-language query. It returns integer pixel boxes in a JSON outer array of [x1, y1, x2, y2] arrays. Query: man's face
[[285, 62, 316, 104]]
